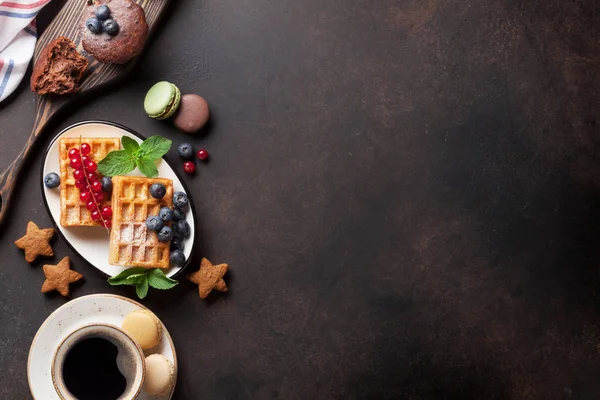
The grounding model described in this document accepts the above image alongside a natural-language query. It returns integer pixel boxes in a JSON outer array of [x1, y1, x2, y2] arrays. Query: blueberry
[[103, 19, 119, 36], [170, 238, 184, 251], [145, 216, 162, 232], [172, 191, 188, 209], [159, 207, 174, 222], [149, 183, 166, 199], [177, 143, 194, 160], [172, 208, 185, 222], [95, 5, 111, 21], [86, 17, 103, 34], [101, 176, 113, 193], [44, 172, 60, 188], [170, 250, 185, 267], [174, 220, 190, 237], [158, 226, 173, 242]]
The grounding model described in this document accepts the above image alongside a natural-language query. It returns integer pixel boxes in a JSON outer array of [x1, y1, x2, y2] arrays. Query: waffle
[[59, 137, 121, 227], [109, 176, 173, 269]]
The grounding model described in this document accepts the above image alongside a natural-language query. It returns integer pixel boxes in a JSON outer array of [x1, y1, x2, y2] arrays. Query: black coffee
[[62, 337, 127, 400]]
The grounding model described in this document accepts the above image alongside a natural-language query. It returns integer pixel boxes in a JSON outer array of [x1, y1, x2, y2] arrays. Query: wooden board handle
[[0, 98, 56, 225]]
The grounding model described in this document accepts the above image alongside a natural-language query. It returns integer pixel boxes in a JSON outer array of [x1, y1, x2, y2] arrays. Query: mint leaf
[[121, 136, 140, 157], [136, 157, 159, 178], [139, 136, 172, 160], [147, 269, 179, 290], [108, 267, 148, 285], [98, 150, 136, 177], [136, 275, 149, 299], [119, 274, 146, 286], [108, 267, 177, 298], [99, 135, 170, 178]]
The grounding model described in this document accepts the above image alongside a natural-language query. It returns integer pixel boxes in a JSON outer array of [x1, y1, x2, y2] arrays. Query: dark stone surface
[[1, 0, 600, 398]]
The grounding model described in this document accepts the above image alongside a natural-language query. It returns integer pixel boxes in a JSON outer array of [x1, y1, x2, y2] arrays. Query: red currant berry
[[183, 161, 196, 174], [87, 172, 98, 182], [68, 148, 80, 158], [101, 206, 113, 219], [80, 191, 91, 203], [91, 210, 101, 220], [91, 181, 103, 193], [81, 143, 91, 155], [86, 161, 98, 173], [70, 158, 82, 169], [73, 169, 85, 182], [197, 149, 209, 161], [75, 180, 86, 189], [94, 191, 104, 203], [103, 220, 112, 228], [86, 201, 96, 211], [81, 155, 90, 165]]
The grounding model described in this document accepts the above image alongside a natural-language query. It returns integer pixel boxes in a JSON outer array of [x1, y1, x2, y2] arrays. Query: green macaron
[[144, 81, 181, 120]]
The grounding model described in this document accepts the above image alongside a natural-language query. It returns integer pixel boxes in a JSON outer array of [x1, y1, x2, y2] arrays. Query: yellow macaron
[[121, 309, 162, 350]]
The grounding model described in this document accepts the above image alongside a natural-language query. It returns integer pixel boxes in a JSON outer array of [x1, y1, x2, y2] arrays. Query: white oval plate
[[42, 121, 195, 278], [28, 294, 177, 400]]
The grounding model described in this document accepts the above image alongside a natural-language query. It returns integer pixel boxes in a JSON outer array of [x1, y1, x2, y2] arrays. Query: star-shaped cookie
[[15, 221, 55, 263], [187, 257, 229, 299], [41, 257, 83, 297]]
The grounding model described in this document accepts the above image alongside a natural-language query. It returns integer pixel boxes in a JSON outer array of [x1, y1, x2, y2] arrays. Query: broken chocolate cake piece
[[30, 36, 88, 95]]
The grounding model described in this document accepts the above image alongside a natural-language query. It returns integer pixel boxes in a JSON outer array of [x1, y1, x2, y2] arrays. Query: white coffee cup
[[51, 323, 146, 400]]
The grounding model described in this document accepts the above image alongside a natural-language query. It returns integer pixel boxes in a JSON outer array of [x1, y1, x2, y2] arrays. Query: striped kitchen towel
[[0, 0, 52, 103]]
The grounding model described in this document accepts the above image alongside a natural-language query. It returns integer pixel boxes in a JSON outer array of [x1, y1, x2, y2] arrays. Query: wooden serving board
[[0, 0, 169, 225]]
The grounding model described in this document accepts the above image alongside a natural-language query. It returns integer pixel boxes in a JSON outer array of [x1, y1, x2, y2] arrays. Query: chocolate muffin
[[80, 0, 148, 64], [30, 36, 88, 95]]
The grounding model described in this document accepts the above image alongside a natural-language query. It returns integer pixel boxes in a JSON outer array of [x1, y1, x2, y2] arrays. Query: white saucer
[[41, 121, 196, 279], [28, 294, 178, 399]]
